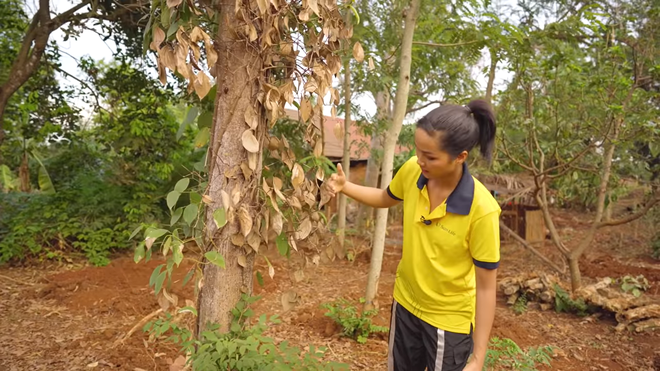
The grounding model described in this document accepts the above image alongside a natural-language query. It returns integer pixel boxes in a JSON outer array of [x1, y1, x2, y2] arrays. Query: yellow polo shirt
[[387, 156, 501, 334]]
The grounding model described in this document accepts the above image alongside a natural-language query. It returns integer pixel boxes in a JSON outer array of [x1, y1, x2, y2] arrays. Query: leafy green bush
[[617, 275, 650, 297], [145, 294, 348, 371], [322, 298, 388, 344], [553, 284, 591, 317], [484, 337, 554, 371]]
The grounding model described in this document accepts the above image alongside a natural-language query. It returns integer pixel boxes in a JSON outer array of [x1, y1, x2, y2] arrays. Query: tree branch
[[412, 40, 480, 48], [500, 224, 565, 275], [406, 100, 442, 115], [597, 197, 660, 228]]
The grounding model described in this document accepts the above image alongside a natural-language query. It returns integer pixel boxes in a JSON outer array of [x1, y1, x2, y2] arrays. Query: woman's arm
[[328, 164, 400, 209], [465, 266, 497, 370]]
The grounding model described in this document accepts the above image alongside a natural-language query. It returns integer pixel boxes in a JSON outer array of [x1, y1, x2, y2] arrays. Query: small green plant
[[553, 284, 591, 317], [145, 294, 348, 371], [322, 298, 388, 344], [512, 294, 528, 315], [618, 275, 650, 297], [651, 233, 660, 260], [483, 337, 554, 371]]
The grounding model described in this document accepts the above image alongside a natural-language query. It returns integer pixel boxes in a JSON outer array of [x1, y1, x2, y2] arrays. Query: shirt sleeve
[[469, 210, 501, 269], [386, 157, 416, 201]]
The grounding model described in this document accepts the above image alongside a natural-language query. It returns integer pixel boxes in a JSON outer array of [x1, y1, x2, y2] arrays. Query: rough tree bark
[[485, 48, 497, 103], [337, 54, 352, 249], [364, 0, 421, 311], [196, 0, 263, 333]]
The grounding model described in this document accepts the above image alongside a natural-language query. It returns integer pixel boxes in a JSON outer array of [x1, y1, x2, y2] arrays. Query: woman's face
[[414, 128, 465, 179]]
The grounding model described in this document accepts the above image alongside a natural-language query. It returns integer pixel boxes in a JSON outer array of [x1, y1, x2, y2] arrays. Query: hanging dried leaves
[[353, 41, 365, 62], [291, 163, 305, 189], [238, 206, 253, 237], [241, 130, 260, 153]]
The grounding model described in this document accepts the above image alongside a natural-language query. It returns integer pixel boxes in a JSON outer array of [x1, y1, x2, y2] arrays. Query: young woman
[[327, 100, 499, 371]]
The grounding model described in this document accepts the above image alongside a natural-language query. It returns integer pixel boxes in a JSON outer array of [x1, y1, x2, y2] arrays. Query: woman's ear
[[455, 151, 468, 164]]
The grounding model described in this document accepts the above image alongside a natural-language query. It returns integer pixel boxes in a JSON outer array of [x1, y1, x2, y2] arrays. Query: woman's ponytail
[[466, 99, 497, 162]]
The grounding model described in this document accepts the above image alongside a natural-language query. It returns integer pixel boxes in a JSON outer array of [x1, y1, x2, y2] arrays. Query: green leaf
[[32, 150, 55, 194], [198, 110, 213, 128], [276, 233, 289, 256], [348, 5, 360, 24], [0, 164, 17, 191], [161, 5, 171, 27], [205, 251, 226, 269], [256, 271, 264, 287], [190, 192, 202, 204], [183, 204, 199, 226], [162, 236, 172, 256], [182, 268, 194, 287], [129, 225, 143, 240], [170, 208, 183, 226], [134, 242, 146, 263], [167, 191, 181, 210], [166, 21, 180, 38], [173, 240, 184, 266], [145, 228, 169, 239], [175, 178, 190, 193], [178, 306, 198, 316], [213, 207, 227, 228], [177, 106, 199, 140], [150, 264, 165, 287], [194, 127, 210, 148], [154, 270, 167, 294]]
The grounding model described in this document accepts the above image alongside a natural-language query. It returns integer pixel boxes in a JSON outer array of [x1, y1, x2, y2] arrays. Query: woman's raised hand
[[327, 163, 347, 197]]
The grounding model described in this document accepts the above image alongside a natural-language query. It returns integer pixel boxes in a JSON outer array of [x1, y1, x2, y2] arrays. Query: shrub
[[322, 298, 388, 344]]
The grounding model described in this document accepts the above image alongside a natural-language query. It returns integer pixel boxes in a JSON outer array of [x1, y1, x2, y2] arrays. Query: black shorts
[[387, 300, 473, 371]]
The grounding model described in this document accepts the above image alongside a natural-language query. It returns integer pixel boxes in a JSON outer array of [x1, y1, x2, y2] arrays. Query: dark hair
[[416, 99, 496, 162]]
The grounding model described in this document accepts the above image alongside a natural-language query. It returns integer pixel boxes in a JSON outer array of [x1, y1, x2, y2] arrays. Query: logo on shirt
[[436, 222, 456, 236]]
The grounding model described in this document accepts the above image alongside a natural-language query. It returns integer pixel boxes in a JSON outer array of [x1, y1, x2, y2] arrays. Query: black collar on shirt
[[415, 162, 475, 215]]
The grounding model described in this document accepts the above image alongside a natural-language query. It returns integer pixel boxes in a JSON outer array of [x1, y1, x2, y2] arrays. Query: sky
[[38, 0, 514, 124]]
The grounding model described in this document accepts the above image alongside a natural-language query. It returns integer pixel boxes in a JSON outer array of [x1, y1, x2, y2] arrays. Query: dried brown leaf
[[221, 190, 231, 208], [231, 233, 244, 246], [298, 9, 311, 22], [247, 231, 260, 252], [238, 206, 253, 237], [273, 177, 283, 190], [240, 162, 252, 179], [248, 23, 258, 42], [268, 136, 281, 150], [292, 163, 305, 188], [353, 41, 365, 62], [247, 152, 258, 170], [262, 177, 271, 194], [313, 139, 323, 157], [308, 0, 320, 15], [368, 57, 375, 71], [333, 122, 343, 140], [272, 213, 283, 235], [231, 185, 241, 207], [150, 27, 165, 51], [238, 254, 247, 267], [245, 106, 258, 130], [241, 130, 260, 153], [304, 191, 316, 207], [166, 0, 183, 9], [300, 98, 312, 122], [295, 218, 312, 240], [280, 290, 298, 312], [304, 78, 318, 93], [293, 269, 304, 282], [256, 0, 268, 14], [157, 58, 167, 85], [319, 184, 332, 207], [316, 167, 325, 181], [194, 72, 212, 99], [289, 235, 298, 252], [288, 195, 302, 209]]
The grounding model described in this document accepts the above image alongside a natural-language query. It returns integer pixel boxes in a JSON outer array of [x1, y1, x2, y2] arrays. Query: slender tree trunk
[[19, 151, 30, 192], [337, 53, 352, 249], [485, 48, 497, 103], [356, 90, 389, 230], [196, 0, 263, 333], [364, 0, 421, 311]]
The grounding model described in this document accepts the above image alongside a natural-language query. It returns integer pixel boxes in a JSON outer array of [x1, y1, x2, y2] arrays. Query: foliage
[[652, 233, 660, 260], [322, 298, 388, 344], [483, 337, 554, 371], [145, 294, 349, 371], [512, 294, 528, 315], [553, 284, 590, 317], [617, 275, 650, 297]]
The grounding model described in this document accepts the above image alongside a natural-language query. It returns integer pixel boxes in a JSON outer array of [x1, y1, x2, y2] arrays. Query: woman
[[327, 99, 499, 371]]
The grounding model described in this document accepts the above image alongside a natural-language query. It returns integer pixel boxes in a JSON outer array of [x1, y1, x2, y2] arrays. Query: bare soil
[[1, 209, 659, 371]]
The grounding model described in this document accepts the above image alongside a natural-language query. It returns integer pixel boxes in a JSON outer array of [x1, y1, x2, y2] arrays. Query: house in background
[[283, 108, 409, 186]]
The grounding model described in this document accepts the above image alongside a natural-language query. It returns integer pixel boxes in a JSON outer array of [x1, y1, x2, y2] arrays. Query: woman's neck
[[428, 164, 463, 192]]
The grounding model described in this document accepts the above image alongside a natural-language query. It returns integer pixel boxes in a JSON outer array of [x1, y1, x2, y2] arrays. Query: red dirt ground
[[1, 209, 659, 370]]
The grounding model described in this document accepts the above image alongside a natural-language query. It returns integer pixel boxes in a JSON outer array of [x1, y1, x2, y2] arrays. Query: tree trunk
[[364, 0, 421, 311], [485, 48, 497, 103], [19, 151, 30, 192], [356, 90, 389, 230], [196, 0, 263, 334], [0, 0, 51, 144], [337, 53, 352, 249]]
